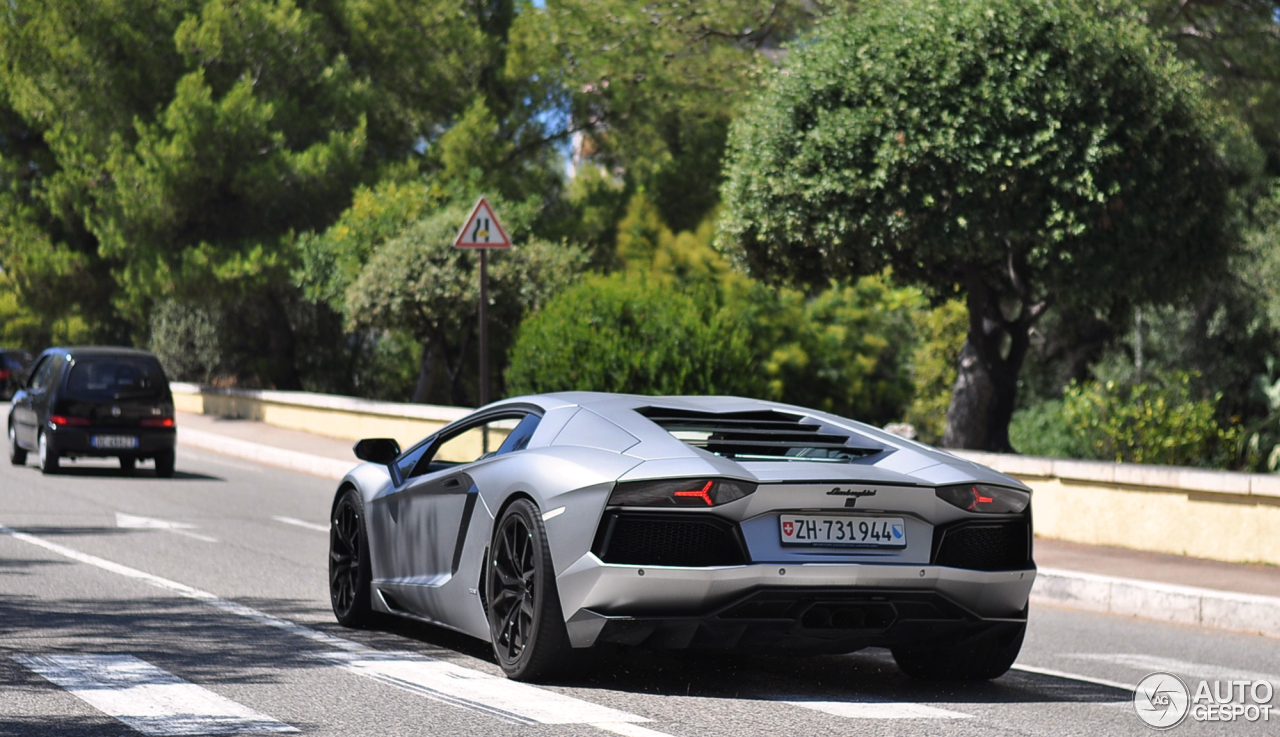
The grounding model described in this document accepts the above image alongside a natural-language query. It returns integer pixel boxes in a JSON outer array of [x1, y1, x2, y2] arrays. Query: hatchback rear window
[[65, 356, 168, 400]]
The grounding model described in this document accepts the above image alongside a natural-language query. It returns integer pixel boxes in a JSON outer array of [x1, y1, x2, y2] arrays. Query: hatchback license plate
[[780, 515, 906, 547], [92, 435, 139, 449]]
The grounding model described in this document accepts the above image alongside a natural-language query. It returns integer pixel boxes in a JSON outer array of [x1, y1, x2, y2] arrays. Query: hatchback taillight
[[141, 417, 175, 428], [0, 369, 9, 381], [49, 415, 91, 427]]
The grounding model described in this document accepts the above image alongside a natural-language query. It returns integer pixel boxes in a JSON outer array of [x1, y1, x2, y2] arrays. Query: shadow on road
[[13, 464, 225, 482]]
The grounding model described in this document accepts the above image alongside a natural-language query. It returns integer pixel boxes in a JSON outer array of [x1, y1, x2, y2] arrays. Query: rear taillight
[[0, 369, 9, 381], [936, 484, 1030, 514], [49, 415, 90, 427], [608, 478, 757, 507], [141, 417, 175, 428]]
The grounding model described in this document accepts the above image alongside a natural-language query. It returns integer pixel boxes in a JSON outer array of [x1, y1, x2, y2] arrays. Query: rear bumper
[[45, 425, 176, 458], [557, 556, 1035, 650]]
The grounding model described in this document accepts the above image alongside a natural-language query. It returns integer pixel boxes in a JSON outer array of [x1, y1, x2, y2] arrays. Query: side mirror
[[353, 438, 401, 465]]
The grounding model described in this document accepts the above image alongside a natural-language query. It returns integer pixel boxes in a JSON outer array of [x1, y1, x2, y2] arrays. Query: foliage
[[505, 273, 761, 397], [148, 299, 225, 383], [1008, 400, 1087, 459], [344, 201, 587, 404], [721, 0, 1240, 450], [903, 300, 967, 445], [1059, 372, 1239, 467]]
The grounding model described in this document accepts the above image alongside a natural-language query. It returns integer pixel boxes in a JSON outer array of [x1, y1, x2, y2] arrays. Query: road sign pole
[[452, 194, 510, 457], [479, 248, 489, 453]]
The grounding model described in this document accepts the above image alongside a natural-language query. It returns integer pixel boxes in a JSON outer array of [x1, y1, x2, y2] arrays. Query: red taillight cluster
[[141, 417, 175, 428], [0, 369, 9, 381], [608, 478, 757, 507], [49, 415, 90, 427], [935, 484, 1029, 514]]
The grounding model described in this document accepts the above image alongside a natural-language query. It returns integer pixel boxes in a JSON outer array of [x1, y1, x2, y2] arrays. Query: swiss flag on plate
[[783, 521, 794, 536]]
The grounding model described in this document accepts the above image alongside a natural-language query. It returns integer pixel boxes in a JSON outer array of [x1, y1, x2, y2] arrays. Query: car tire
[[8, 422, 26, 466], [330, 488, 376, 627], [485, 498, 572, 682], [119, 457, 136, 473], [154, 451, 175, 478], [891, 620, 1026, 680], [37, 430, 59, 475]]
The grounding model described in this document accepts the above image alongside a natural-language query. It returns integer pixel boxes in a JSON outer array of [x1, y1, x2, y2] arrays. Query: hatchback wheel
[[37, 430, 59, 475], [8, 423, 26, 466]]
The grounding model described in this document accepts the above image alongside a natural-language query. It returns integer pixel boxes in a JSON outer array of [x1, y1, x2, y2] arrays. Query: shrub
[[1009, 400, 1087, 459], [1059, 372, 1239, 467], [505, 273, 761, 397]]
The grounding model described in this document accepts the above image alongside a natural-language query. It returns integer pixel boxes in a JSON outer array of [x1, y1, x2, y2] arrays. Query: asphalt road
[[2, 448, 1277, 737]]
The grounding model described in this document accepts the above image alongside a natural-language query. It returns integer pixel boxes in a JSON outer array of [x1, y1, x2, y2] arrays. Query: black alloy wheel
[[8, 422, 26, 466], [486, 498, 571, 681], [329, 488, 374, 627]]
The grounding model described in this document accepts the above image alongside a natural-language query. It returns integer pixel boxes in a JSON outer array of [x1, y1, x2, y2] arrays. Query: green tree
[[722, 0, 1240, 451], [344, 201, 586, 404]]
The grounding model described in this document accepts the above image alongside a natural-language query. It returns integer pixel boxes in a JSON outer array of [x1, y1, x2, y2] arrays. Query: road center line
[[14, 654, 297, 736], [271, 516, 329, 533], [0, 522, 673, 736]]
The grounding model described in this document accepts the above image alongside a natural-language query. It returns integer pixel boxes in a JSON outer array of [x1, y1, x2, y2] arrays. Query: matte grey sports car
[[329, 393, 1035, 682]]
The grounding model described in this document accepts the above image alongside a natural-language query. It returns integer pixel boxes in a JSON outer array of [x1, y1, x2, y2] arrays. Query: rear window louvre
[[638, 407, 882, 463]]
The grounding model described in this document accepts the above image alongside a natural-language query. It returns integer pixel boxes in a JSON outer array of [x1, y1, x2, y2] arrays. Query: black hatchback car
[[7, 347, 176, 476], [0, 348, 33, 400]]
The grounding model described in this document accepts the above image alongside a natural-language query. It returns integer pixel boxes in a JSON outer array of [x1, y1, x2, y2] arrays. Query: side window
[[395, 440, 435, 481], [27, 357, 53, 390], [409, 413, 538, 478]]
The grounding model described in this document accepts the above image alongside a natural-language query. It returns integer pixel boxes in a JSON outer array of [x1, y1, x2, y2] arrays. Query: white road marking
[[116, 513, 218, 543], [320, 651, 650, 725], [14, 654, 296, 735], [786, 700, 971, 719], [1011, 663, 1135, 692], [271, 516, 329, 533], [590, 722, 684, 737], [0, 522, 676, 737], [1068, 653, 1280, 689]]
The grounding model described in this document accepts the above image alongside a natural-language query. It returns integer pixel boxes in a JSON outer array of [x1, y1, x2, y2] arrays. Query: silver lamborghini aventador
[[328, 393, 1035, 682]]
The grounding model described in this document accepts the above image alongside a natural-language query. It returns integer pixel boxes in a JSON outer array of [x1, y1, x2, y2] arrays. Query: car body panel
[[335, 392, 1036, 653]]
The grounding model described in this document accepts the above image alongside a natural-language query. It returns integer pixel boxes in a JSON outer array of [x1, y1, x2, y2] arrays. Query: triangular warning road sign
[[454, 196, 511, 249]]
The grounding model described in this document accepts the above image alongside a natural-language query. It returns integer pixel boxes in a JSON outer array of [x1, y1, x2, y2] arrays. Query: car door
[[378, 412, 540, 614], [12, 355, 54, 447]]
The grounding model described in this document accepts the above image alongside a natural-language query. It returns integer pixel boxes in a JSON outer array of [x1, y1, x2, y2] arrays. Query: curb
[[178, 427, 355, 481], [1032, 567, 1280, 639]]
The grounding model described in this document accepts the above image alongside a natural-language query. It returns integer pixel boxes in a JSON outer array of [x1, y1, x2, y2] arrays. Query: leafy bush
[[903, 299, 966, 445], [505, 273, 760, 397], [1009, 400, 1087, 459], [1059, 372, 1239, 467], [148, 299, 225, 383]]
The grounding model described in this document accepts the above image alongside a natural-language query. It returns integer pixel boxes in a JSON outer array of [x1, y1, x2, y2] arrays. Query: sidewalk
[[174, 411, 1280, 639]]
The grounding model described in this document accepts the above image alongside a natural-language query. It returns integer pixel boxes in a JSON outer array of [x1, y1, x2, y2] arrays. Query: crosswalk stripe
[[319, 651, 650, 725], [786, 699, 971, 719], [14, 654, 297, 736], [0, 522, 675, 737]]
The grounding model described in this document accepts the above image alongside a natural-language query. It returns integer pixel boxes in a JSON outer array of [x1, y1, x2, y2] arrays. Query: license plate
[[92, 435, 139, 449], [780, 515, 906, 547]]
